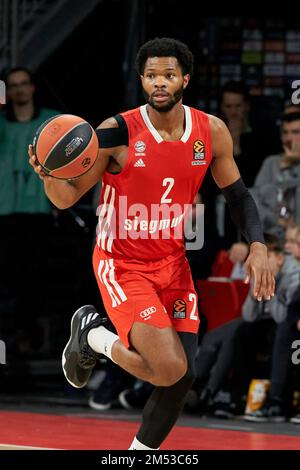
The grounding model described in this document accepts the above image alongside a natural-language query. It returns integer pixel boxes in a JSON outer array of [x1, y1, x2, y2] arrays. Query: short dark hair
[[135, 37, 194, 76], [281, 112, 300, 124], [264, 233, 283, 254], [220, 80, 250, 102], [4, 67, 34, 85]]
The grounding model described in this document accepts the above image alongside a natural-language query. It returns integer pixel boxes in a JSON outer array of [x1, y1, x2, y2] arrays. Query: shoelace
[[79, 343, 98, 368]]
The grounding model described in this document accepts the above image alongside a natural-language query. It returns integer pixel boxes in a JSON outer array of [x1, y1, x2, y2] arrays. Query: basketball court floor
[[0, 403, 299, 450]]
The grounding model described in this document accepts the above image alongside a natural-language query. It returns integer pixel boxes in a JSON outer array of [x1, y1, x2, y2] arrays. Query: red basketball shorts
[[92, 247, 200, 348]]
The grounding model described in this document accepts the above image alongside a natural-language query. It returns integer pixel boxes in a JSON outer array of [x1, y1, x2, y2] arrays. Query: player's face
[[141, 57, 189, 112]]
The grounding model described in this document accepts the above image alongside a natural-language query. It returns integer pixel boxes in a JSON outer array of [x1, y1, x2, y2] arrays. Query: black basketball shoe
[[62, 305, 107, 388]]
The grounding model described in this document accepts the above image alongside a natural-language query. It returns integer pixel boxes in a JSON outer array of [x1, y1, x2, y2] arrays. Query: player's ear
[[183, 74, 190, 89]]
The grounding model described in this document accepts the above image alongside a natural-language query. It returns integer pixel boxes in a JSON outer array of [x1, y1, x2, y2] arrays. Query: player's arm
[[28, 117, 124, 209], [209, 115, 275, 301]]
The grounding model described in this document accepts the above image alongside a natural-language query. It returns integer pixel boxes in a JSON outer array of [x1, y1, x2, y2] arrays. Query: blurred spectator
[[226, 236, 300, 420], [0, 67, 60, 355], [245, 223, 300, 423], [89, 359, 135, 411], [284, 221, 300, 257], [191, 234, 300, 418], [220, 80, 280, 188], [253, 109, 300, 241], [217, 81, 281, 246]]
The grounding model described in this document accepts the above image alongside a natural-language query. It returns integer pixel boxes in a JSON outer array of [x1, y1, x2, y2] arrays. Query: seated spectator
[[217, 81, 281, 246], [191, 234, 300, 418], [211, 242, 249, 279], [253, 108, 300, 241], [220, 80, 280, 188], [245, 223, 300, 422]]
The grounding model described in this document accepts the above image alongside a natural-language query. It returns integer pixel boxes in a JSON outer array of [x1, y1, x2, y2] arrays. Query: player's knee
[[152, 357, 187, 386]]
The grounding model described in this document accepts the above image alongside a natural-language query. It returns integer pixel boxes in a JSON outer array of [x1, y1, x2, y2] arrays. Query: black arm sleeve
[[95, 114, 128, 148], [221, 177, 265, 245]]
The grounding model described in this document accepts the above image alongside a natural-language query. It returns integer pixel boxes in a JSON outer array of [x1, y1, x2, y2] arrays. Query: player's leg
[[110, 322, 187, 386], [128, 254, 200, 449], [130, 331, 197, 450], [63, 251, 188, 388]]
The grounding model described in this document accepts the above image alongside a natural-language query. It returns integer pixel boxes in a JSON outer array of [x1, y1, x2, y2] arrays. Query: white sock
[[87, 326, 119, 363], [129, 437, 159, 450]]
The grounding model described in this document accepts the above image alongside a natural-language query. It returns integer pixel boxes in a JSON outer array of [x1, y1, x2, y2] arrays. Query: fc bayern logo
[[134, 140, 146, 153]]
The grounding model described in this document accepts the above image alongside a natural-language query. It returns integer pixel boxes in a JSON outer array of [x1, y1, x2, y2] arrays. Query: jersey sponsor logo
[[193, 140, 206, 165], [134, 158, 146, 167], [173, 299, 186, 319], [139, 306, 157, 320]]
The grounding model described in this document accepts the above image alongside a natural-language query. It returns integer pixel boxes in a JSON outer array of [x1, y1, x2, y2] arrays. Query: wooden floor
[[0, 409, 300, 450]]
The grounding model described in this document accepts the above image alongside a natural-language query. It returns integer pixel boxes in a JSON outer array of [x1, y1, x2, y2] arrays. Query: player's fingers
[[252, 267, 262, 300], [244, 262, 251, 284], [256, 269, 267, 301], [264, 270, 272, 300], [34, 164, 47, 177], [271, 273, 276, 297], [262, 269, 269, 300], [28, 154, 37, 168]]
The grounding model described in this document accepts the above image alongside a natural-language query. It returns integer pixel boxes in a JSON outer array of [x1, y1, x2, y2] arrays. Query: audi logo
[[139, 306, 157, 318]]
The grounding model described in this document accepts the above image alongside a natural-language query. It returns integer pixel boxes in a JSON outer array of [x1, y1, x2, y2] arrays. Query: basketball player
[[29, 38, 275, 450]]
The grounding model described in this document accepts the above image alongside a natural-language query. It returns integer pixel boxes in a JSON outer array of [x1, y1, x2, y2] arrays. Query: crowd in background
[[0, 66, 300, 425]]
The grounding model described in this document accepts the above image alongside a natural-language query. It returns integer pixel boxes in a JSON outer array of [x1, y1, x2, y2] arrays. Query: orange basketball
[[32, 114, 99, 179]]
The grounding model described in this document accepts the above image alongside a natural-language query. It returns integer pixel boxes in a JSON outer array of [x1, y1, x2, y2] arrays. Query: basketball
[[32, 114, 99, 179]]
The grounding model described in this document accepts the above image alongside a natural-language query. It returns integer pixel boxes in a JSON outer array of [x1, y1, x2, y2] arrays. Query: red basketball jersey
[[96, 105, 212, 261]]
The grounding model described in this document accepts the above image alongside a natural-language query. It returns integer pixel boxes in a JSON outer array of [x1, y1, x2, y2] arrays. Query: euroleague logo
[[139, 306, 156, 320], [173, 299, 186, 319], [81, 157, 91, 168], [192, 139, 206, 166]]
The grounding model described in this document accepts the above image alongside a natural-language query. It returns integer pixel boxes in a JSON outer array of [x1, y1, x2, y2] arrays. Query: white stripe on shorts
[[98, 259, 120, 307]]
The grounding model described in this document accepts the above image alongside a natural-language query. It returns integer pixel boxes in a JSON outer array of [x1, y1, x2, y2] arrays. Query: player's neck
[[146, 101, 185, 141]]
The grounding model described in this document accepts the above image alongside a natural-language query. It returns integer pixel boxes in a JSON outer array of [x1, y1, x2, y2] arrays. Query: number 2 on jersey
[[189, 293, 198, 320], [161, 177, 174, 203]]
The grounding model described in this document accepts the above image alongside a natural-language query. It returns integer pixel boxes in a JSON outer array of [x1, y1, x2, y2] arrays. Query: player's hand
[[28, 144, 52, 181], [244, 242, 275, 302]]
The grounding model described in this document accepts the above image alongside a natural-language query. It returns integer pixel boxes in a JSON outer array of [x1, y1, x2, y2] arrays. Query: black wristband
[[221, 178, 265, 245]]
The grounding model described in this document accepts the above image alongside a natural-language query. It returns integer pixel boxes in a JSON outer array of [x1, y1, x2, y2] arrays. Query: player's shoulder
[[97, 116, 120, 130], [206, 113, 228, 136], [189, 106, 219, 127], [97, 107, 139, 130]]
